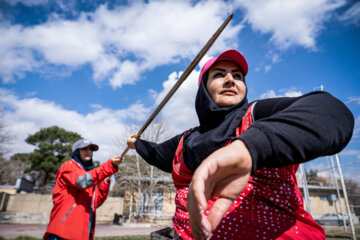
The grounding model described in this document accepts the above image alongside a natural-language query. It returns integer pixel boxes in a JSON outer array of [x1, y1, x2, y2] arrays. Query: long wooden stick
[[121, 13, 234, 158]]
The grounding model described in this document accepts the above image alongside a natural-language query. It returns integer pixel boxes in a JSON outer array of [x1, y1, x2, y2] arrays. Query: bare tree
[[0, 108, 20, 185], [113, 117, 175, 221], [0, 153, 30, 185], [0, 107, 13, 157]]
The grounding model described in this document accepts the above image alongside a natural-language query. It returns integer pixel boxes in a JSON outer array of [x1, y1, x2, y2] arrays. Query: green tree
[[25, 126, 82, 186]]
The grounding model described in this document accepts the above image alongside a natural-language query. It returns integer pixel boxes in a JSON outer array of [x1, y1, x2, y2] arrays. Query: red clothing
[[44, 159, 118, 240], [172, 105, 325, 240]]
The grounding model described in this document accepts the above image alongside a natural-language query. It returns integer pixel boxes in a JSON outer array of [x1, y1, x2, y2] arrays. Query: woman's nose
[[224, 72, 235, 85]]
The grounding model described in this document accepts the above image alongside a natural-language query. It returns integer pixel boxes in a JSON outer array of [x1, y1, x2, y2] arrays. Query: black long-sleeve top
[[134, 91, 354, 173]]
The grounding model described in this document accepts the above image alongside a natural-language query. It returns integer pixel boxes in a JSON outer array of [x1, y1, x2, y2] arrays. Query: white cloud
[[154, 70, 199, 134], [0, 88, 149, 162], [338, 1, 360, 26], [149, 52, 221, 134], [345, 97, 360, 105], [91, 54, 120, 83], [1, 0, 348, 85], [23, 16, 103, 65], [0, 51, 208, 162], [264, 65, 272, 72], [352, 115, 360, 136], [109, 60, 142, 89], [234, 0, 346, 49], [282, 90, 303, 97], [148, 89, 158, 100], [260, 88, 303, 99], [0, 1, 241, 87], [260, 90, 277, 99], [340, 149, 360, 156], [271, 54, 281, 63]]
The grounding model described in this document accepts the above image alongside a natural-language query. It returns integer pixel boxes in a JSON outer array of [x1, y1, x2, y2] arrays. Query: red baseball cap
[[198, 49, 248, 86]]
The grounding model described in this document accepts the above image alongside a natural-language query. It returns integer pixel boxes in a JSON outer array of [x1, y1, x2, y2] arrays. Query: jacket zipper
[[61, 203, 77, 223]]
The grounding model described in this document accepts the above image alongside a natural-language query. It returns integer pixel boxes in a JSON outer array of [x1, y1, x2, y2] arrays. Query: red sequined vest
[[171, 104, 325, 240]]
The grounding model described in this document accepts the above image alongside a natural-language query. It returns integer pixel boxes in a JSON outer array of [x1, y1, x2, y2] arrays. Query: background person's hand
[[104, 177, 111, 184], [187, 140, 252, 240], [127, 134, 138, 149], [110, 156, 123, 166]]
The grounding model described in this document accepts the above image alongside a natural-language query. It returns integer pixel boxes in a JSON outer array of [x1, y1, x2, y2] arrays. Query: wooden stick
[[121, 13, 234, 158]]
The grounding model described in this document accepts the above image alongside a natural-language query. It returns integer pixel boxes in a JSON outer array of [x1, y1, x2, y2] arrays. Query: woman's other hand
[[187, 140, 252, 239]]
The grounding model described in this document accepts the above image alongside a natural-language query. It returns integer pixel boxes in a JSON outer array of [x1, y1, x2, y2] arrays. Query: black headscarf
[[71, 149, 94, 171], [182, 72, 250, 172]]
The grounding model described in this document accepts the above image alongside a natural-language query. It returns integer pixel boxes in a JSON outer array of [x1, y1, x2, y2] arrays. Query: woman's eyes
[[214, 73, 224, 77], [212, 72, 243, 80], [233, 74, 244, 80]]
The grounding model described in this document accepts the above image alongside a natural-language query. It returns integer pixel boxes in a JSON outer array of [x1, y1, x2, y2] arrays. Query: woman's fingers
[[189, 155, 220, 238], [127, 134, 137, 149], [207, 197, 233, 232], [188, 183, 212, 239]]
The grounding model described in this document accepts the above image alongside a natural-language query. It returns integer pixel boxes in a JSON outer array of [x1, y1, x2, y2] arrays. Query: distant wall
[[0, 192, 124, 223], [0, 187, 16, 195], [309, 194, 347, 217], [6, 193, 53, 214], [96, 196, 124, 222]]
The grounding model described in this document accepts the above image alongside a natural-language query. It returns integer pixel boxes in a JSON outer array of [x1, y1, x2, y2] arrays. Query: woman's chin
[[217, 101, 239, 107], [215, 96, 243, 107]]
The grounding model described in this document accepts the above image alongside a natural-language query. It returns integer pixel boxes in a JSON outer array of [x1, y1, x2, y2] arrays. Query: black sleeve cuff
[[233, 126, 273, 173]]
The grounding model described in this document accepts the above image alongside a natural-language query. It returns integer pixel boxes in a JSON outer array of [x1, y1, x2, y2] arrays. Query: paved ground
[[0, 223, 168, 239], [1, 223, 358, 239]]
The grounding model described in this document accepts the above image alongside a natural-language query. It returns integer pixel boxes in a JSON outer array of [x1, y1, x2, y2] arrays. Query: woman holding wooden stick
[[128, 49, 354, 239]]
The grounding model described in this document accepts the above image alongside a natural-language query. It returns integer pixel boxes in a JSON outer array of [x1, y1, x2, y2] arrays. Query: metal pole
[[334, 154, 356, 240], [329, 156, 347, 231], [120, 13, 234, 158], [300, 164, 311, 214], [326, 158, 340, 221]]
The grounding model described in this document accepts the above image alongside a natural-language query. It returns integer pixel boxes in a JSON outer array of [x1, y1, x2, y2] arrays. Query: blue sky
[[0, 0, 359, 183]]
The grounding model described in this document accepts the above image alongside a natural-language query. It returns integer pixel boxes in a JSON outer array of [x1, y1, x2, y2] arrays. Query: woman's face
[[206, 60, 246, 107], [79, 146, 93, 161]]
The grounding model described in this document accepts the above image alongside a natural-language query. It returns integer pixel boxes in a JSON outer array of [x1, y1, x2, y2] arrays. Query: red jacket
[[44, 159, 118, 240]]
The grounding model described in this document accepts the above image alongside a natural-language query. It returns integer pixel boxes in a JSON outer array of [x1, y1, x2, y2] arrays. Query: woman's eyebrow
[[212, 68, 226, 72], [211, 68, 241, 73]]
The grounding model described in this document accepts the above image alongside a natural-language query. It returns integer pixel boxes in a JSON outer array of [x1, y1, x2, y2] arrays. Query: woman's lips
[[221, 89, 237, 95]]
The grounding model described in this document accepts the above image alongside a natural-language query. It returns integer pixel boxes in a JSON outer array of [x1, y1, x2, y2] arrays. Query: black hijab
[[182, 71, 250, 172], [72, 149, 94, 171]]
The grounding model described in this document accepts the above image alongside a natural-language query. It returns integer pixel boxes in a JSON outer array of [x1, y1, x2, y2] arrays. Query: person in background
[[128, 49, 354, 239], [44, 139, 122, 240]]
